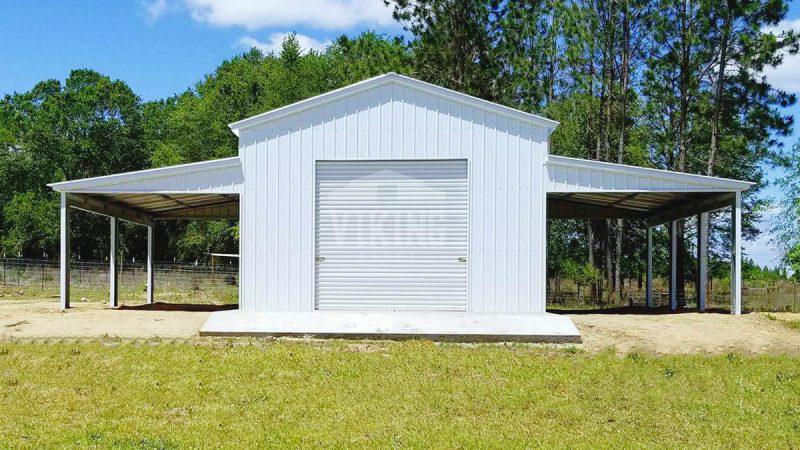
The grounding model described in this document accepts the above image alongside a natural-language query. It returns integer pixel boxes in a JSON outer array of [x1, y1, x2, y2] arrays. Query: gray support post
[[646, 226, 653, 308], [698, 213, 708, 311], [146, 224, 154, 304], [59, 193, 70, 310], [731, 192, 742, 315], [670, 220, 678, 311], [110, 217, 119, 308]]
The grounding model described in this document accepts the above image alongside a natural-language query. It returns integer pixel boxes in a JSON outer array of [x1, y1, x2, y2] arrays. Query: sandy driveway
[[568, 311, 800, 355], [1, 300, 799, 354], [0, 300, 216, 339]]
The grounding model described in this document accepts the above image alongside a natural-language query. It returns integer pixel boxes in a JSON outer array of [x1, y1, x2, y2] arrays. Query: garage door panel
[[315, 160, 468, 311]]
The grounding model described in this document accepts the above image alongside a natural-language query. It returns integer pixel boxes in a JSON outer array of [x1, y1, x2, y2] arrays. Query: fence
[[2, 258, 797, 312], [0, 257, 238, 305], [547, 282, 800, 313]]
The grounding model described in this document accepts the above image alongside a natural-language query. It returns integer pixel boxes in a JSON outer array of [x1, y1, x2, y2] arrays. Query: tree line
[[0, 0, 797, 297]]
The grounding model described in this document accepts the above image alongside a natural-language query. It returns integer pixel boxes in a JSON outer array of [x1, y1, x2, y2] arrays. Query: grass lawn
[[1, 340, 799, 448]]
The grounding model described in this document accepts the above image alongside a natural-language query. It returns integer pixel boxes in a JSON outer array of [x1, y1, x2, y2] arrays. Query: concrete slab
[[200, 310, 581, 343]]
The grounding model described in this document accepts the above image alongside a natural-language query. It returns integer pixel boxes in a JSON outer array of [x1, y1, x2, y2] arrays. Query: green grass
[[1, 341, 800, 448]]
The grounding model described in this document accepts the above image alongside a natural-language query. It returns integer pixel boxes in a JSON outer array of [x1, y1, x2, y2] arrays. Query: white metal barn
[[50, 73, 752, 341]]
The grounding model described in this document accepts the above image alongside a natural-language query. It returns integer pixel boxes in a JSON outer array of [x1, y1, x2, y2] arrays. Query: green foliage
[[562, 260, 603, 289], [388, 0, 502, 100], [786, 244, 800, 281], [743, 257, 788, 283], [2, 191, 58, 256], [0, 69, 147, 259]]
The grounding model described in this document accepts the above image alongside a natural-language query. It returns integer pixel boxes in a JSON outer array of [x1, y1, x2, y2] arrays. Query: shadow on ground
[[548, 305, 736, 315], [118, 302, 237, 312]]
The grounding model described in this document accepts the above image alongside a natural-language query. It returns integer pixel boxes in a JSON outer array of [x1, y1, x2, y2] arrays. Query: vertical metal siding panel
[[578, 167, 589, 189], [484, 112, 496, 311], [370, 89, 382, 158], [244, 142, 254, 310], [266, 133, 279, 310], [403, 86, 414, 159], [245, 144, 255, 309], [312, 108, 326, 311], [301, 112, 313, 311], [358, 92, 369, 158], [289, 122, 302, 310], [508, 119, 521, 312], [380, 88, 391, 159], [428, 95, 437, 158], [387, 85, 403, 158], [335, 101, 345, 159], [464, 105, 481, 311], [254, 141, 263, 310], [535, 140, 548, 312], [241, 144, 253, 309], [519, 127, 533, 312], [347, 94, 356, 158], [495, 114, 508, 311], [474, 108, 487, 312], [279, 130, 292, 307], [438, 97, 448, 158], [414, 90, 426, 158], [323, 103, 335, 160]]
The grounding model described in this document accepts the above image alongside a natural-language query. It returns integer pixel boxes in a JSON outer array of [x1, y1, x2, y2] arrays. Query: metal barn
[[50, 73, 752, 340]]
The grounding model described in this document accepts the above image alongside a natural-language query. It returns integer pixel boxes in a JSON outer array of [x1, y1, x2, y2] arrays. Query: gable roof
[[227, 72, 560, 136]]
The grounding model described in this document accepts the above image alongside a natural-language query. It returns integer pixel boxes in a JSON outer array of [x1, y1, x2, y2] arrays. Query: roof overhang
[[546, 156, 754, 225], [49, 157, 242, 221], [227, 72, 560, 137]]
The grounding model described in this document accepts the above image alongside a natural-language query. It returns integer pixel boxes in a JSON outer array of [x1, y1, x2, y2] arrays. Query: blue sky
[[2, 1, 799, 268]]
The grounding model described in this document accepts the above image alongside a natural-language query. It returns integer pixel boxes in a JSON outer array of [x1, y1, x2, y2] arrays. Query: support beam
[[646, 226, 653, 308], [110, 217, 119, 308], [697, 213, 708, 311], [670, 220, 678, 311], [59, 194, 71, 310], [546, 199, 644, 220], [731, 192, 742, 315], [66, 193, 153, 226], [146, 224, 154, 304], [647, 192, 734, 226]]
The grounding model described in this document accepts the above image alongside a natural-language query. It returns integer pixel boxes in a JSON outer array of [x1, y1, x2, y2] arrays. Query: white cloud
[[183, 0, 395, 31], [142, 0, 168, 23], [763, 18, 800, 36], [763, 53, 800, 94], [237, 33, 331, 55], [762, 19, 800, 93]]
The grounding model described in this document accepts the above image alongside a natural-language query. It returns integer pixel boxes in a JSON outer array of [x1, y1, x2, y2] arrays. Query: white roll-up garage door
[[315, 160, 468, 311]]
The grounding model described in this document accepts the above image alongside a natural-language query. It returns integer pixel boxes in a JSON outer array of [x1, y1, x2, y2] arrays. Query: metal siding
[[315, 160, 468, 311], [544, 157, 745, 192], [238, 81, 549, 313]]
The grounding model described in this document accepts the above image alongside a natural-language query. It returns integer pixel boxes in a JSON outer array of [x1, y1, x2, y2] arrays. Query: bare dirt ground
[[568, 309, 800, 355], [1, 300, 799, 354], [0, 300, 221, 339]]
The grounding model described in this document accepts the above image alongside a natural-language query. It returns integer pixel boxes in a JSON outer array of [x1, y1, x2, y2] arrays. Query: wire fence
[[1, 258, 797, 312], [0, 257, 238, 305], [547, 284, 800, 312]]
